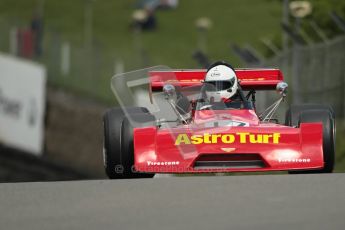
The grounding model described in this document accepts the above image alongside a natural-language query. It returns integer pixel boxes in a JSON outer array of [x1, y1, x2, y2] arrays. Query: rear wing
[[149, 69, 284, 91]]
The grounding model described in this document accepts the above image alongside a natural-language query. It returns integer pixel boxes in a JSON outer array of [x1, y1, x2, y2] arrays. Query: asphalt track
[[1, 174, 345, 230]]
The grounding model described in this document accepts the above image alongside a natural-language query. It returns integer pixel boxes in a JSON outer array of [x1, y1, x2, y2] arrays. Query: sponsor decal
[[147, 161, 180, 166], [0, 88, 22, 119], [175, 132, 281, 145], [28, 98, 38, 126], [210, 71, 221, 77], [278, 158, 311, 163]]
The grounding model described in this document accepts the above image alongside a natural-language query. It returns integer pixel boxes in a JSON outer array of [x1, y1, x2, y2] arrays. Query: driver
[[202, 61, 239, 103]]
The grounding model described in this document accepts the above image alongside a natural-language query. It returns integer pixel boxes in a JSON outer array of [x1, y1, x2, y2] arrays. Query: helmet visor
[[204, 80, 235, 92]]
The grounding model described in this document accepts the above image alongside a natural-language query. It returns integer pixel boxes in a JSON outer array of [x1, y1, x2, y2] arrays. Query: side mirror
[[276, 82, 288, 97], [163, 84, 176, 100]]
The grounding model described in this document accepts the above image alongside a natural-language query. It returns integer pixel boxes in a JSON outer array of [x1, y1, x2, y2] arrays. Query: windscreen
[[111, 66, 178, 122]]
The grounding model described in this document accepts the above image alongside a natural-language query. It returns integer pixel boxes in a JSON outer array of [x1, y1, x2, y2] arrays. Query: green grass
[[0, 0, 282, 69], [0, 0, 282, 103]]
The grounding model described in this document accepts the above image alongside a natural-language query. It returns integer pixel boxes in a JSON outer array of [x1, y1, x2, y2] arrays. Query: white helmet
[[203, 62, 238, 102]]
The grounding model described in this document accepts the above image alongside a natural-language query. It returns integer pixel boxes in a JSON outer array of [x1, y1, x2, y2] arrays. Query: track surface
[[1, 174, 345, 230]]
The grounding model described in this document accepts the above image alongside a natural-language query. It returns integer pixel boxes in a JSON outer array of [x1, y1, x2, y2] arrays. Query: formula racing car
[[103, 66, 335, 179]]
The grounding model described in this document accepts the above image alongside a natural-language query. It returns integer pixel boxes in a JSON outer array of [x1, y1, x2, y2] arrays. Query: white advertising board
[[0, 53, 46, 155]]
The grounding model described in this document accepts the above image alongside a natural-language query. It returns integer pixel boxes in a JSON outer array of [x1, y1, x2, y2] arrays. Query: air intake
[[194, 154, 266, 169]]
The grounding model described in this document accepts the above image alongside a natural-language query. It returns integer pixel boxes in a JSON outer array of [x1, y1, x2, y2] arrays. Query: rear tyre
[[103, 107, 149, 179], [287, 106, 335, 174]]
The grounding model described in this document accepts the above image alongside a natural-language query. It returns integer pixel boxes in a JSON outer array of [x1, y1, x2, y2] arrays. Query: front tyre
[[121, 113, 156, 178], [288, 109, 335, 174], [103, 107, 149, 179]]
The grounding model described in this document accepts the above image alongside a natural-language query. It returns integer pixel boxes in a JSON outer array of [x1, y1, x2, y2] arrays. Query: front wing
[[133, 123, 324, 173]]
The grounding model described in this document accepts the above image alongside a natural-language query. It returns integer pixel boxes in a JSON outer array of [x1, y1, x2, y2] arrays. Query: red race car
[[103, 67, 335, 179]]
